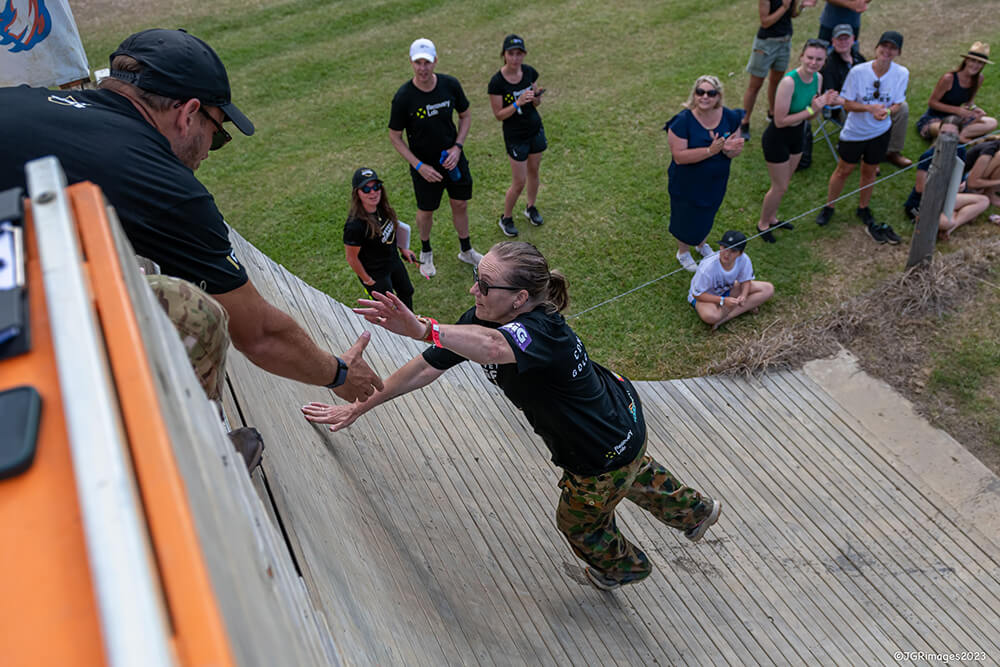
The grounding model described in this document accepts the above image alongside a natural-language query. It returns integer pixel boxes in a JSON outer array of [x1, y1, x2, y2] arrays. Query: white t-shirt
[[688, 253, 755, 302], [840, 60, 909, 142]]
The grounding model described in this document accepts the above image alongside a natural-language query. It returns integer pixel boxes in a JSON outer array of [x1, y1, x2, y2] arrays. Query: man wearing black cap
[[815, 30, 908, 244], [687, 230, 774, 330], [0, 28, 383, 402]]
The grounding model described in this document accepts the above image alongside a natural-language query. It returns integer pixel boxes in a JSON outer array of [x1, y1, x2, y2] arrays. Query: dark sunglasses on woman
[[360, 182, 382, 194], [472, 265, 521, 296], [694, 88, 719, 98]]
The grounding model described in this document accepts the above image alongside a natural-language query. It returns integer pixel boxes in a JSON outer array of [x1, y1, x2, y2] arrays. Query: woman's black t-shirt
[[422, 306, 645, 476], [343, 212, 398, 276], [487, 65, 542, 143]]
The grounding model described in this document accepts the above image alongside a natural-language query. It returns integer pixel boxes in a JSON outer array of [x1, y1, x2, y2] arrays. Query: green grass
[[74, 0, 1000, 380]]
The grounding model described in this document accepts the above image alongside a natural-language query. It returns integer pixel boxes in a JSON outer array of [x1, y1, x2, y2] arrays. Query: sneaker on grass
[[457, 247, 483, 266], [856, 206, 876, 227], [498, 215, 519, 237], [524, 205, 544, 226], [880, 224, 901, 245], [419, 251, 436, 278], [676, 251, 697, 272], [816, 206, 834, 226], [866, 223, 888, 244]]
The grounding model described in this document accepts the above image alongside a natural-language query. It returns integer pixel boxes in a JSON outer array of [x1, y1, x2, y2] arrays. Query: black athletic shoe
[[770, 220, 794, 232], [758, 227, 777, 243], [498, 215, 519, 237], [856, 206, 876, 227], [881, 224, 901, 245], [866, 223, 888, 244], [816, 206, 835, 226], [524, 205, 544, 226]]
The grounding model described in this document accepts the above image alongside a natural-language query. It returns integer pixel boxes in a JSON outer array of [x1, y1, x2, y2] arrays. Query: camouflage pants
[[145, 274, 230, 401], [556, 442, 711, 585]]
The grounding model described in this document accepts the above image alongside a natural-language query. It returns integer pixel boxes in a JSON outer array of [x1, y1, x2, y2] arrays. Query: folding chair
[[813, 105, 845, 160]]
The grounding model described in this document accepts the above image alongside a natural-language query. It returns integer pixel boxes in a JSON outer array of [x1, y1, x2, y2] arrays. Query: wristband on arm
[[325, 357, 349, 388]]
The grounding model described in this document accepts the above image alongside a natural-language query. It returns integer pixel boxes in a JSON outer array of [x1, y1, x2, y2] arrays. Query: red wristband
[[431, 321, 443, 348]]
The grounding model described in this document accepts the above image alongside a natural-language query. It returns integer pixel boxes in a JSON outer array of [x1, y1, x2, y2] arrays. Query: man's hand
[[441, 145, 461, 171], [332, 331, 384, 401], [872, 105, 889, 121], [416, 162, 443, 183]]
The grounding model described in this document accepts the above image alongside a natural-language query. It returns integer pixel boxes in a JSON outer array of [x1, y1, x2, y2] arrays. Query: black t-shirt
[[422, 307, 646, 476], [388, 74, 470, 164], [757, 0, 794, 39], [965, 141, 1000, 172], [487, 65, 542, 142], [821, 48, 865, 93], [0, 86, 247, 294], [342, 212, 399, 276]]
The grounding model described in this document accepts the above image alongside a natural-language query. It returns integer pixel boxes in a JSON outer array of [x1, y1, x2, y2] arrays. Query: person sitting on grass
[[963, 136, 1000, 208], [688, 230, 775, 330], [915, 42, 998, 143], [903, 117, 992, 239]]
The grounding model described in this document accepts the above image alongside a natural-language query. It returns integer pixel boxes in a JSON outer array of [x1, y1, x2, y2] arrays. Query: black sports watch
[[325, 357, 349, 389]]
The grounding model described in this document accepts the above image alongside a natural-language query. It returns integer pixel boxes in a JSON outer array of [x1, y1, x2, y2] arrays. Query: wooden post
[[907, 132, 957, 268]]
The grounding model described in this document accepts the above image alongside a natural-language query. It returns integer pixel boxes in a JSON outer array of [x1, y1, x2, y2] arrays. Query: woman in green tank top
[[757, 39, 842, 242]]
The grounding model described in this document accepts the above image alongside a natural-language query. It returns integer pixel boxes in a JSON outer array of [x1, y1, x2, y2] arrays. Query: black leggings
[[362, 258, 414, 310]]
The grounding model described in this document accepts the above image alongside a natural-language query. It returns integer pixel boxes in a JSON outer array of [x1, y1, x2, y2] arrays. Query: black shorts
[[410, 153, 473, 211], [837, 129, 891, 165], [505, 127, 548, 161], [761, 121, 805, 163]]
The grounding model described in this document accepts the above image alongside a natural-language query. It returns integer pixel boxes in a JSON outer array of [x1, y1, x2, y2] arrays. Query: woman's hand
[[722, 132, 744, 157], [707, 131, 727, 156], [400, 248, 419, 264], [354, 290, 424, 339], [301, 401, 362, 432]]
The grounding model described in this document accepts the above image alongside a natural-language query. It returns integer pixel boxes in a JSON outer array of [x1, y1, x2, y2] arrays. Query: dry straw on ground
[[709, 240, 1000, 377]]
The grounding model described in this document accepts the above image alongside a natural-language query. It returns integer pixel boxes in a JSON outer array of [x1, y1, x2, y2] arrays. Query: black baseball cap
[[352, 167, 381, 189], [503, 34, 526, 52], [719, 230, 748, 251], [109, 28, 254, 137], [878, 30, 903, 52]]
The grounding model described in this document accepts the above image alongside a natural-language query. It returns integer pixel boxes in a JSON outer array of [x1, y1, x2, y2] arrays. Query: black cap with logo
[[503, 34, 526, 52], [352, 167, 381, 189], [109, 28, 254, 137], [719, 230, 748, 251]]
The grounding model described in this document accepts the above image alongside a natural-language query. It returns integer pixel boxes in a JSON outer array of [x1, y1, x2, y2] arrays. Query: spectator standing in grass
[[389, 38, 483, 279], [665, 75, 746, 272], [903, 119, 991, 240], [489, 34, 546, 238], [815, 31, 908, 245], [916, 42, 998, 143], [688, 231, 774, 330], [343, 167, 419, 310], [757, 39, 840, 242], [739, 0, 818, 141], [303, 241, 723, 592]]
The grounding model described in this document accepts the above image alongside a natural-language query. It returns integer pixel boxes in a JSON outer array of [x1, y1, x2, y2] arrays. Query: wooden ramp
[[225, 231, 1000, 666]]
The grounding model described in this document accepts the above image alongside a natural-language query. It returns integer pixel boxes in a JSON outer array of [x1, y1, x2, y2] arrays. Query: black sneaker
[[757, 227, 777, 243], [881, 224, 901, 245], [866, 223, 888, 244], [816, 206, 834, 226], [498, 215, 519, 237], [856, 206, 876, 227], [740, 124, 751, 141], [524, 205, 544, 226], [770, 220, 794, 232]]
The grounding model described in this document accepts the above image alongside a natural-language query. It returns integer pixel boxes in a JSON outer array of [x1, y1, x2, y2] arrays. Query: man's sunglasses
[[473, 265, 521, 296], [694, 88, 719, 98], [359, 182, 382, 194], [198, 108, 232, 151]]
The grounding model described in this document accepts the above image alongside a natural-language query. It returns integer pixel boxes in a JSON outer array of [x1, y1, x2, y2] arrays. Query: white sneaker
[[676, 251, 697, 272], [457, 247, 483, 266], [696, 243, 716, 258], [419, 251, 436, 278]]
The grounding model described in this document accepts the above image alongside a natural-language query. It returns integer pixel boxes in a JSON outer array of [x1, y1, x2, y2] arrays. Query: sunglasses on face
[[472, 265, 521, 296], [359, 182, 382, 194], [694, 88, 719, 98], [198, 108, 232, 150]]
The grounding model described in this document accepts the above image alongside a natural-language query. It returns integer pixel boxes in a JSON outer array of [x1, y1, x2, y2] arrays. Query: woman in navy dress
[[665, 75, 746, 272]]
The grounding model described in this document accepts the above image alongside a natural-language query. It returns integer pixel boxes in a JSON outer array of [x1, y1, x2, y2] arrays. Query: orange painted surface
[[71, 183, 235, 667], [0, 184, 235, 666], [0, 196, 106, 666]]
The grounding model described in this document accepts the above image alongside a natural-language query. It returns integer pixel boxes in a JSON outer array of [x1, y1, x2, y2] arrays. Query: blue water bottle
[[440, 149, 461, 181]]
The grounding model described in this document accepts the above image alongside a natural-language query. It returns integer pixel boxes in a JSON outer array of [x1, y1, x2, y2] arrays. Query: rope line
[[568, 130, 1000, 321]]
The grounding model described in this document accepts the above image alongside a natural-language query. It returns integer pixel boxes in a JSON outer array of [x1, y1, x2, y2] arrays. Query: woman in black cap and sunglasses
[[303, 241, 721, 592], [343, 167, 419, 310]]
